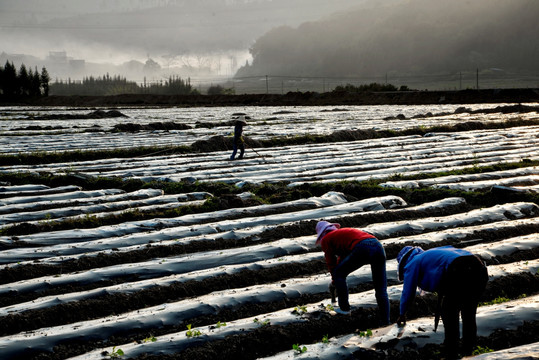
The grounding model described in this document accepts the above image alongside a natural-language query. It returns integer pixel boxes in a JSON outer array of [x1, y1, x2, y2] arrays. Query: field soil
[[3, 88, 539, 107], [0, 92, 538, 360]]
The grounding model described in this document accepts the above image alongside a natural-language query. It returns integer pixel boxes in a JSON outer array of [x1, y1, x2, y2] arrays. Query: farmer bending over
[[230, 116, 247, 160], [397, 245, 488, 358], [315, 221, 390, 324]]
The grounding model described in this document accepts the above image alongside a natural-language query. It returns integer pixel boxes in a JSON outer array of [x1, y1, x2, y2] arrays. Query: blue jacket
[[399, 246, 474, 316]]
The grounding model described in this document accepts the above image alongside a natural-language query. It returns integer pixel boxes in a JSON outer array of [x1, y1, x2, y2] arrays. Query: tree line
[[0, 61, 50, 98], [50, 74, 198, 96], [332, 83, 410, 93], [0, 62, 198, 98]]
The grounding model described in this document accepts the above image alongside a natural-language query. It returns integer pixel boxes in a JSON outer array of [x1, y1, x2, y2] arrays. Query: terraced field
[[0, 103, 538, 359]]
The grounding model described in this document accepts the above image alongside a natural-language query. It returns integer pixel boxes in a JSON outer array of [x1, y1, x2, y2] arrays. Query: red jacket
[[320, 228, 376, 275]]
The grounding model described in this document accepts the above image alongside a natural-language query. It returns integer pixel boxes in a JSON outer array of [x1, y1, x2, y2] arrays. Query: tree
[[207, 84, 234, 95], [29, 67, 42, 96], [40, 67, 50, 96], [18, 64, 30, 96], [0, 65, 3, 95], [2, 61, 18, 96]]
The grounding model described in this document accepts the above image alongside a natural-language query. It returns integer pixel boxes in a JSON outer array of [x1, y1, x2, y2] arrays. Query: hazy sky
[[0, 0, 361, 67], [6, 0, 534, 84]]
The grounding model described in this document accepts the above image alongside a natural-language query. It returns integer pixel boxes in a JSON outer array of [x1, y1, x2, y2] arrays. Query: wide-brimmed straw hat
[[236, 115, 247, 125], [315, 221, 340, 245]]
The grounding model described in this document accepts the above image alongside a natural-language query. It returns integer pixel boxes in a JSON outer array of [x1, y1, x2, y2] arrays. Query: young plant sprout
[[253, 317, 271, 326], [142, 335, 157, 343], [322, 334, 330, 344], [472, 346, 494, 355], [109, 346, 124, 358], [216, 321, 227, 328], [357, 329, 373, 337], [292, 344, 307, 354], [185, 324, 202, 338]]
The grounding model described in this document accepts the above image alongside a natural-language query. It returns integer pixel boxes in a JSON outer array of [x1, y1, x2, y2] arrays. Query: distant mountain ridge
[[236, 0, 539, 78]]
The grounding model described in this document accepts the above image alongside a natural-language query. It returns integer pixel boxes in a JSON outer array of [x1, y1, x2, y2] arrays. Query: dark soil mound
[[25, 109, 128, 120], [112, 121, 192, 132], [191, 136, 263, 152], [87, 109, 128, 118]]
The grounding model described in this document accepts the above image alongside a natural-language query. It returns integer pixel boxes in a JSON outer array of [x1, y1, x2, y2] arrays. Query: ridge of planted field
[[0, 102, 538, 359]]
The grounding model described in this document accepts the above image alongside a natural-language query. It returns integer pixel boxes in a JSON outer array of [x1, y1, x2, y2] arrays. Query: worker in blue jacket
[[397, 245, 488, 358]]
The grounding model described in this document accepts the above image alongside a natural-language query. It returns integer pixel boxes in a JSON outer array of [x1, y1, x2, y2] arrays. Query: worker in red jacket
[[315, 221, 390, 325]]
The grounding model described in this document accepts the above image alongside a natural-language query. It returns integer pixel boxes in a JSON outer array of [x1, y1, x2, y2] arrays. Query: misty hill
[[236, 0, 539, 78]]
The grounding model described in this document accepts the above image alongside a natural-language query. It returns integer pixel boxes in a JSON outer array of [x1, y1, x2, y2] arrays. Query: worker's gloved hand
[[396, 315, 406, 327], [328, 282, 337, 304]]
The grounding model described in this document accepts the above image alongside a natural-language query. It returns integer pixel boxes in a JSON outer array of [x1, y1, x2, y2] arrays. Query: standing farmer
[[315, 221, 390, 325], [397, 245, 488, 358], [230, 116, 247, 160]]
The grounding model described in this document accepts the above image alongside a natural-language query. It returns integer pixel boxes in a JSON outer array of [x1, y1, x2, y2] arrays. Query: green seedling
[[357, 329, 373, 337], [292, 305, 308, 315], [292, 344, 307, 354], [480, 296, 510, 306], [216, 321, 227, 328], [253, 317, 271, 327], [185, 324, 202, 337], [109, 346, 124, 358], [472, 345, 494, 355], [38, 213, 53, 225], [142, 335, 157, 343], [322, 334, 329, 344], [325, 303, 335, 311]]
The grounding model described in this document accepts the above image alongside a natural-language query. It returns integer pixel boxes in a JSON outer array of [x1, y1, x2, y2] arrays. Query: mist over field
[[0, 0, 537, 89], [0, 0, 360, 80]]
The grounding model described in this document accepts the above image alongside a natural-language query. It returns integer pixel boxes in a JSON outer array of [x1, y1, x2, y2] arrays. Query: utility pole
[[265, 75, 269, 94]]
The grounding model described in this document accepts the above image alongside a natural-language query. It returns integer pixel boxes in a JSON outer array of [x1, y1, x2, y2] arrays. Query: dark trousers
[[332, 238, 390, 325], [440, 255, 488, 356], [230, 141, 244, 160]]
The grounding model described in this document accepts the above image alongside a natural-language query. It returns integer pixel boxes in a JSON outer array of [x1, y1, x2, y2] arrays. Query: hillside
[[236, 0, 539, 78]]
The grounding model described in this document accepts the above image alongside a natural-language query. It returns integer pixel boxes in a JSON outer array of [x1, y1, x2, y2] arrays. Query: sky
[[0, 0, 361, 79]]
